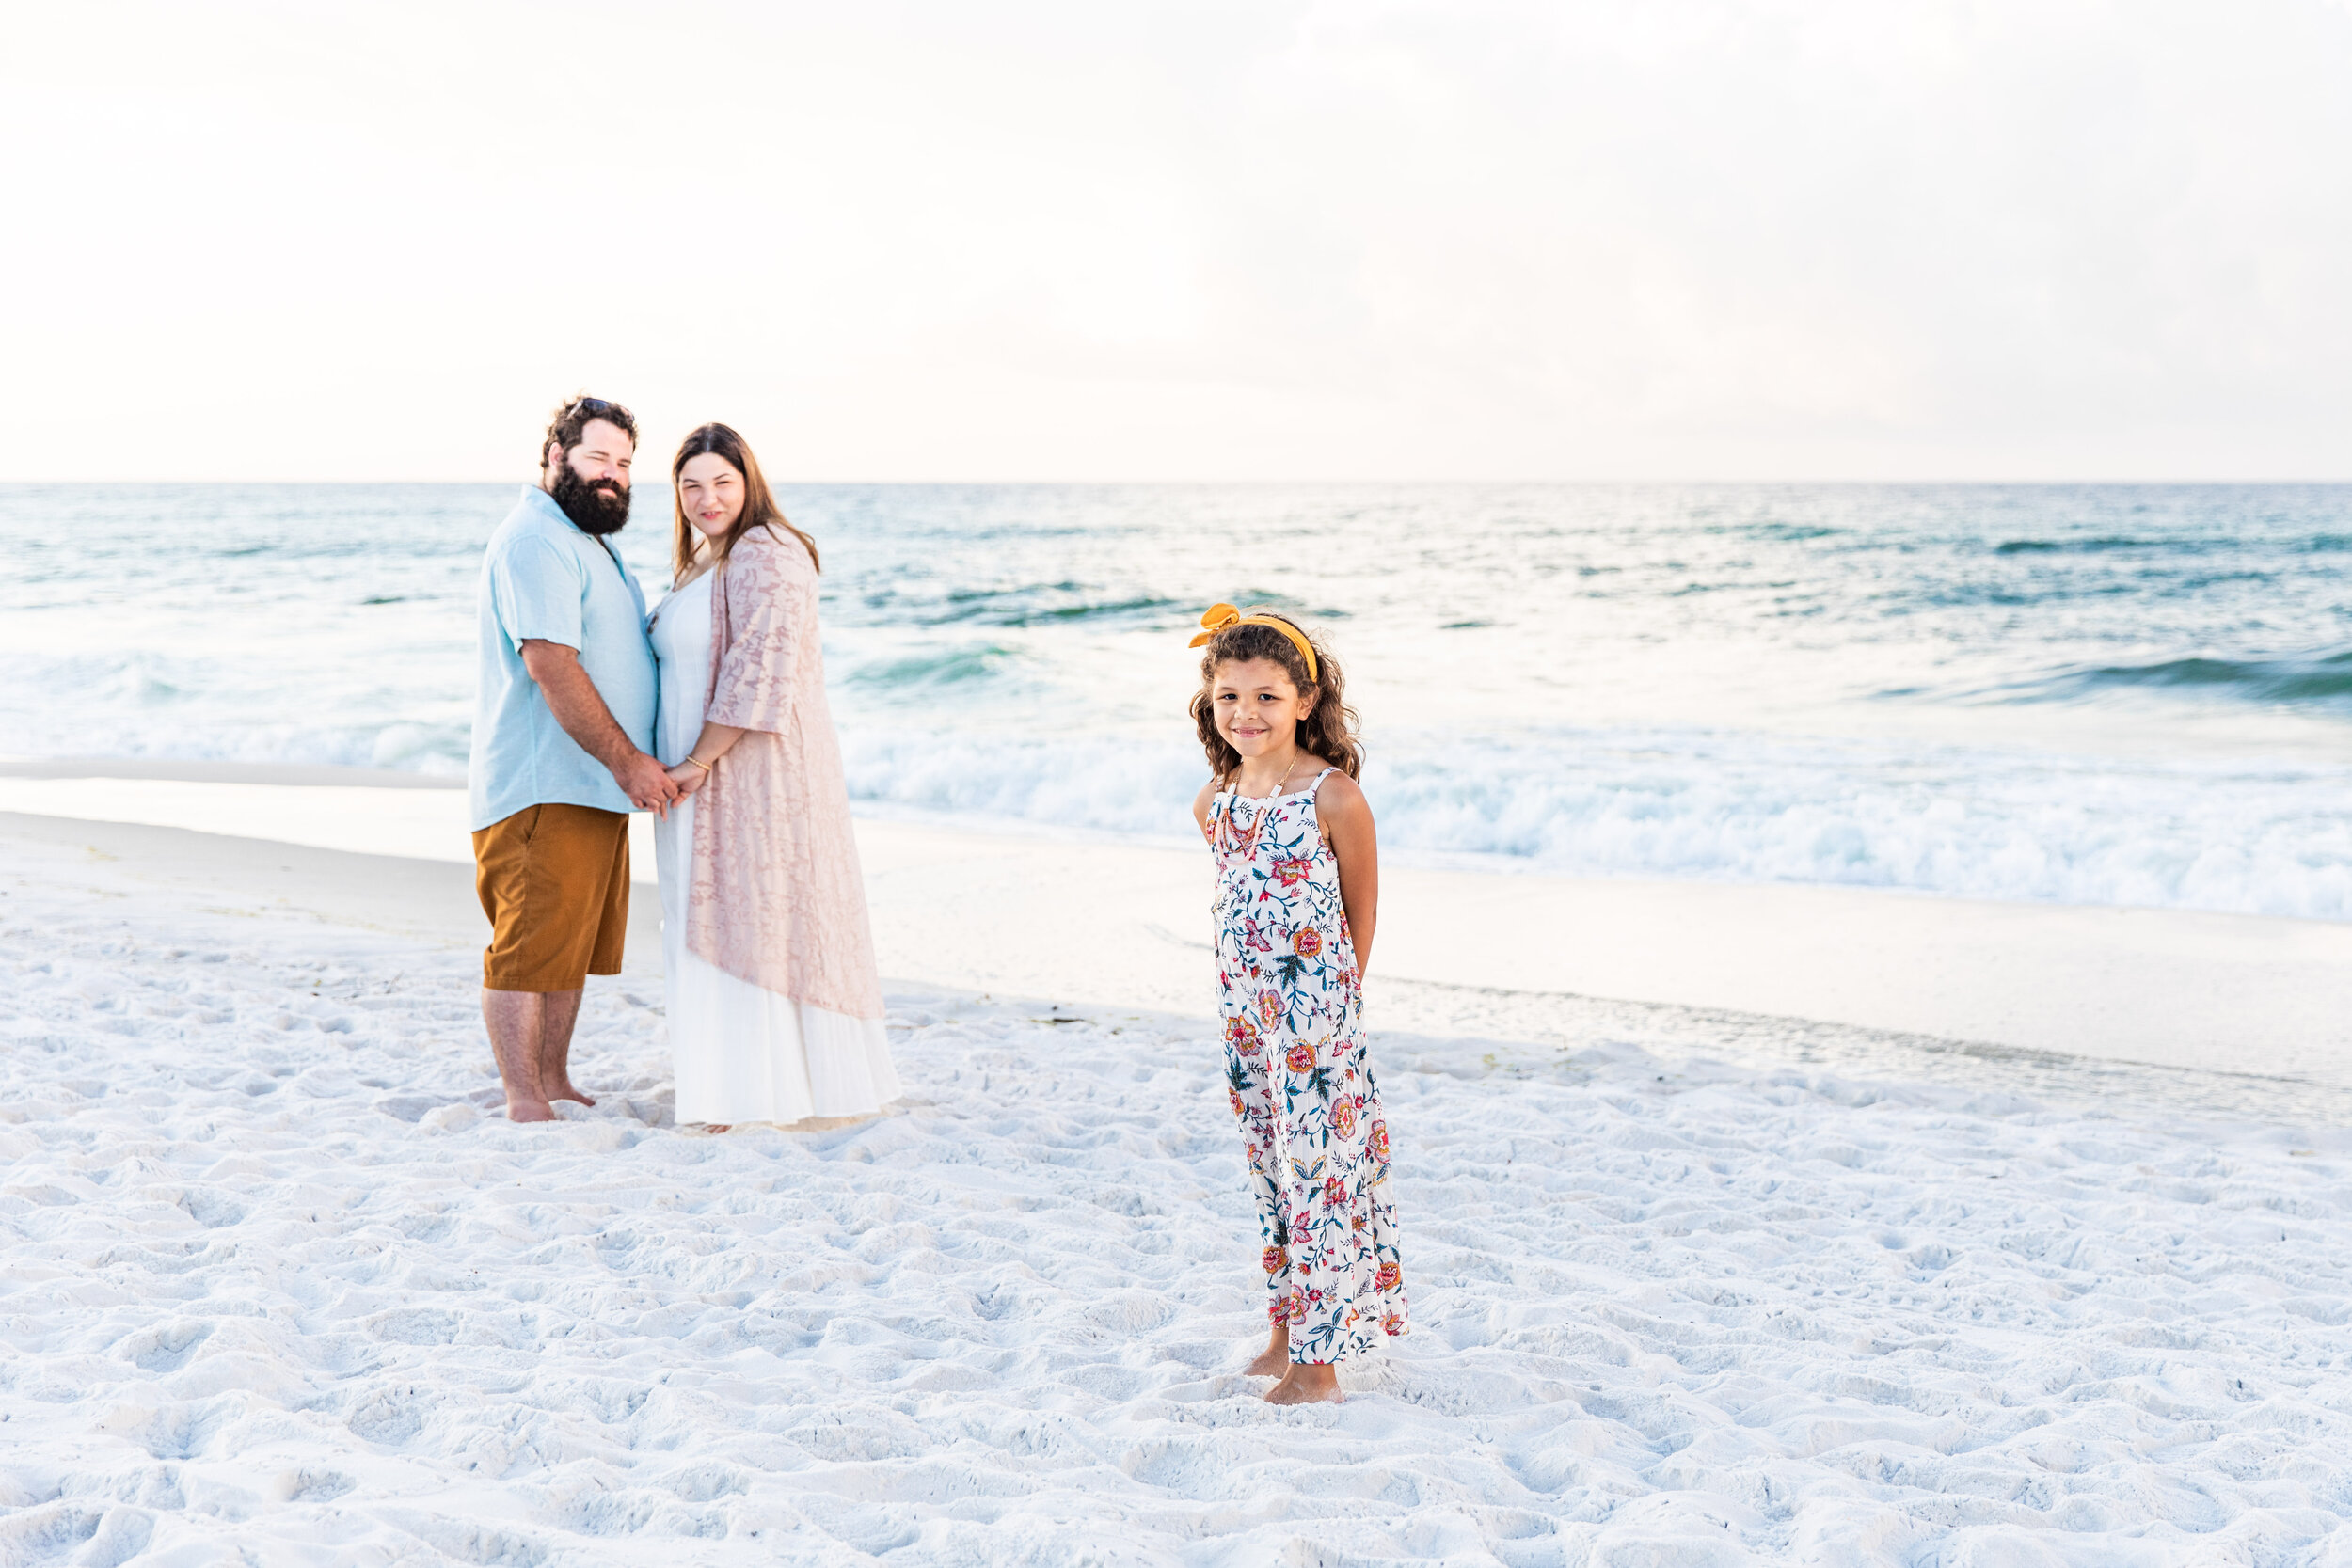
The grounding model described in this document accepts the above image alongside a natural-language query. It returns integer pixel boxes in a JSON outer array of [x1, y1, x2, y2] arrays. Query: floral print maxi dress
[[1211, 767, 1406, 1364]]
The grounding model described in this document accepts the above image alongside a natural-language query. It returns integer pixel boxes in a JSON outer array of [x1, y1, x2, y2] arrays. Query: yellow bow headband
[[1187, 603, 1319, 682]]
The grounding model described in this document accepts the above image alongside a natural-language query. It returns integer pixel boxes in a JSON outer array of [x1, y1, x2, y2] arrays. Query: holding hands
[[616, 751, 684, 815], [661, 722, 745, 803], [518, 638, 685, 816]]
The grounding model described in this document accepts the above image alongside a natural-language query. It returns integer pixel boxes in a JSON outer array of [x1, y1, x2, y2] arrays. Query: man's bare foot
[[1264, 1363, 1343, 1405], [545, 1080, 596, 1107], [506, 1097, 558, 1123]]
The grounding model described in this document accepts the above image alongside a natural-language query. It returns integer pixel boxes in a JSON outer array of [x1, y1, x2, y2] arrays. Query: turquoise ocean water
[[5, 482, 2349, 919]]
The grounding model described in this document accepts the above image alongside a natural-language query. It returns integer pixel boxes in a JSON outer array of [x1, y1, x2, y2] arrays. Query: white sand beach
[[7, 766, 2352, 1562]]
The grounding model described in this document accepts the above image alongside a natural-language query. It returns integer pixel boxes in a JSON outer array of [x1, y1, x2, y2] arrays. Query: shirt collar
[[518, 484, 573, 528]]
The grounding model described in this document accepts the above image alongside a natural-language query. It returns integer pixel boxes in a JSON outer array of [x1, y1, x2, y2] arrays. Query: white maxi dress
[[648, 569, 898, 1124]]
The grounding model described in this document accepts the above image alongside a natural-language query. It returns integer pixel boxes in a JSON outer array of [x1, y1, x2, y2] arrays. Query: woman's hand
[[666, 760, 709, 796]]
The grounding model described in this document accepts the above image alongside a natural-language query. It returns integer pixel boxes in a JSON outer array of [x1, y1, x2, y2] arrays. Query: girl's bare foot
[[1264, 1362, 1343, 1405], [703, 1123, 731, 1134], [1245, 1324, 1292, 1377]]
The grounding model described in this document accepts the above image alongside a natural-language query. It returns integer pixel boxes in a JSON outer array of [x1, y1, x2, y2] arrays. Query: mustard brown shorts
[[472, 802, 630, 991]]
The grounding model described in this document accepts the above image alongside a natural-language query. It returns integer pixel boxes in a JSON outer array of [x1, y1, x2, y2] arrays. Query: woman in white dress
[[647, 423, 899, 1132]]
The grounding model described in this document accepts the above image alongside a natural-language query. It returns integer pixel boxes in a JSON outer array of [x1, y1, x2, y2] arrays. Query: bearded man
[[468, 394, 677, 1122]]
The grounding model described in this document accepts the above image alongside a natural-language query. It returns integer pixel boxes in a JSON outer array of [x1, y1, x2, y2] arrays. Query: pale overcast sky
[[4, 0, 2349, 482]]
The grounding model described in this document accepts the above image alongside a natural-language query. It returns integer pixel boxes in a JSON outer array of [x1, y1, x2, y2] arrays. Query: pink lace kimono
[[672, 523, 896, 1117]]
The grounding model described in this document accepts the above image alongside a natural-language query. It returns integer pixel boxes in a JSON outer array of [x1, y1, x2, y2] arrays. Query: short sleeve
[[488, 534, 587, 653]]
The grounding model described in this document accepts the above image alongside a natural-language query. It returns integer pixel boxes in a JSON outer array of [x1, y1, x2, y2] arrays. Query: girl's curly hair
[[1190, 615, 1362, 784]]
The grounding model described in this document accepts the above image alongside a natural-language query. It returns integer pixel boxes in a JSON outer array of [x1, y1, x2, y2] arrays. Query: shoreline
[[8, 759, 2352, 1106], [0, 755, 465, 789]]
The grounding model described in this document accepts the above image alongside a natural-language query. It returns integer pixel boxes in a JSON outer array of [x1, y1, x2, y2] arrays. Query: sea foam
[[839, 725, 2352, 921]]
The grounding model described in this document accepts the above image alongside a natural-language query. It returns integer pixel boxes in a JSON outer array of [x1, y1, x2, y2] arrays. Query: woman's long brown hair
[[670, 422, 819, 583], [1190, 616, 1363, 784]]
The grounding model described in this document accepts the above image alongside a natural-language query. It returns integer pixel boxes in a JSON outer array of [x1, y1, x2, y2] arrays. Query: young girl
[[1188, 602, 1406, 1406]]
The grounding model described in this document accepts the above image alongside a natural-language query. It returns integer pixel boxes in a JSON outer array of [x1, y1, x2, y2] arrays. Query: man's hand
[[615, 750, 682, 815], [518, 639, 676, 814]]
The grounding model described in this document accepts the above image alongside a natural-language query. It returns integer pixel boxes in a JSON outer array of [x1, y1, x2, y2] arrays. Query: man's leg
[[538, 989, 595, 1106], [545, 805, 628, 1110], [484, 988, 560, 1123], [475, 803, 623, 1123]]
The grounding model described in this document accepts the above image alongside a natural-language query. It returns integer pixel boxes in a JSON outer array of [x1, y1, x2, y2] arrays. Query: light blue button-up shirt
[[468, 486, 658, 832]]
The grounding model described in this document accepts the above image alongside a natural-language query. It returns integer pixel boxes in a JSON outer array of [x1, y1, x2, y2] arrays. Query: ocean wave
[[1990, 532, 2352, 557], [901, 583, 1183, 628], [1993, 536, 2152, 554], [1363, 736, 2352, 919], [838, 726, 2352, 922], [0, 721, 470, 776], [2005, 650, 2352, 707], [1736, 522, 1846, 542], [841, 644, 1026, 690], [18, 693, 2352, 921]]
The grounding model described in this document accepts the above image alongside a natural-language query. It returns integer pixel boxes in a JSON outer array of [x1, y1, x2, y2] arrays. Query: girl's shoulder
[[1310, 765, 1363, 801], [1308, 767, 1369, 820], [1191, 774, 1227, 839]]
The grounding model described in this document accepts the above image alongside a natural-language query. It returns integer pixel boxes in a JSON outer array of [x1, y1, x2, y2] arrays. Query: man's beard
[[549, 461, 630, 535]]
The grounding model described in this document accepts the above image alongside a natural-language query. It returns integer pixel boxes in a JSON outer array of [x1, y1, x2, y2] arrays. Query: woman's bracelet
[[681, 755, 713, 774]]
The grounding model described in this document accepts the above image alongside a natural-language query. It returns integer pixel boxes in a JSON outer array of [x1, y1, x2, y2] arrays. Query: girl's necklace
[[1221, 752, 1305, 857], [1237, 749, 1306, 801]]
